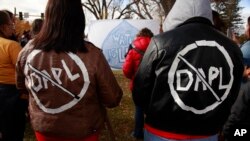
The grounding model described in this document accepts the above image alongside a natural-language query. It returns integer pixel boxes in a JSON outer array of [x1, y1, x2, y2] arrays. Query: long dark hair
[[0, 11, 11, 38], [31, 19, 43, 36], [32, 0, 87, 53]]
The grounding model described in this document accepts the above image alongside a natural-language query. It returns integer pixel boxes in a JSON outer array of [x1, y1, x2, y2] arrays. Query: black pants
[[0, 84, 28, 141]]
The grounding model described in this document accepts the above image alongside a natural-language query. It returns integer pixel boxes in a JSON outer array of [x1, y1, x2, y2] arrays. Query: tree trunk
[[160, 0, 175, 17]]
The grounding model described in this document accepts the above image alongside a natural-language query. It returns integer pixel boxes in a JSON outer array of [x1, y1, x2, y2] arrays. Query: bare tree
[[82, 0, 233, 20], [82, 0, 107, 19], [82, 0, 140, 19], [212, 0, 243, 33], [159, 0, 175, 17], [126, 0, 164, 20], [82, 0, 165, 20], [210, 0, 225, 2], [159, 0, 228, 17]]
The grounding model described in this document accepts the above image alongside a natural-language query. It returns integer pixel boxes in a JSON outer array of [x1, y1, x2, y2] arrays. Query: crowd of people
[[0, 10, 25, 141], [0, 9, 45, 141], [0, 0, 250, 141]]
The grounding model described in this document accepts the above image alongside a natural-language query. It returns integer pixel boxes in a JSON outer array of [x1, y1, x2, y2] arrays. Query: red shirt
[[145, 124, 209, 140], [35, 132, 99, 141]]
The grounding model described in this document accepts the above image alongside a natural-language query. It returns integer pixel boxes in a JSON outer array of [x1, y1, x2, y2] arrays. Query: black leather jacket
[[133, 17, 244, 135]]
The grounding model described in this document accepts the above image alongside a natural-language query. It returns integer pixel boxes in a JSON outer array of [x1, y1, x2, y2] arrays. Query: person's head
[[242, 65, 250, 80], [245, 16, 250, 39], [136, 28, 154, 38], [241, 39, 250, 79], [212, 10, 225, 32], [0, 10, 15, 38], [32, 0, 86, 53], [163, 0, 212, 32], [3, 10, 15, 23], [31, 19, 43, 37]]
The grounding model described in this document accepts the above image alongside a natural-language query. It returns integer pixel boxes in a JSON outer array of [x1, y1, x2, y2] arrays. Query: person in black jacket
[[132, 0, 244, 140], [223, 16, 250, 141]]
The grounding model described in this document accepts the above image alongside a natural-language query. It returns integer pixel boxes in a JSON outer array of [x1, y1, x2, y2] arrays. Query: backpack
[[124, 44, 145, 58]]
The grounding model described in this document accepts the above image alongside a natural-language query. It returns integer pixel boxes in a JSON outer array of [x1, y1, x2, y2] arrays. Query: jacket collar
[[177, 17, 213, 28]]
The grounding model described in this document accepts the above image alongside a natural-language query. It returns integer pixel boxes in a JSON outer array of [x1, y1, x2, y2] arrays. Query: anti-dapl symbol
[[24, 50, 90, 114], [168, 40, 234, 114], [177, 55, 221, 102], [28, 63, 80, 99], [61, 60, 80, 81]]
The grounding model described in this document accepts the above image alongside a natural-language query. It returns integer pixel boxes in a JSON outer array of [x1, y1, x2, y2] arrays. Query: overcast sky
[[0, 0, 249, 25], [240, 0, 250, 25], [0, 0, 47, 15]]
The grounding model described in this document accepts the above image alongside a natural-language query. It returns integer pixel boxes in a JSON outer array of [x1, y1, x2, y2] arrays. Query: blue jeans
[[144, 129, 218, 141], [132, 106, 144, 138]]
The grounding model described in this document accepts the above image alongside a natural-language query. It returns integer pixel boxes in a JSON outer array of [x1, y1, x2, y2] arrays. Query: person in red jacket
[[123, 27, 154, 139]]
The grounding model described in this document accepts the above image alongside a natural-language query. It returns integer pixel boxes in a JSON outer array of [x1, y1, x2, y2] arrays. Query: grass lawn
[[24, 70, 140, 141]]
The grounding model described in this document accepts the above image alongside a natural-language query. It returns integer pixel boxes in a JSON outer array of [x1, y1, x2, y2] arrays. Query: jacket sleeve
[[122, 50, 135, 79], [96, 51, 123, 108], [16, 49, 29, 99], [223, 85, 250, 138], [132, 38, 158, 110]]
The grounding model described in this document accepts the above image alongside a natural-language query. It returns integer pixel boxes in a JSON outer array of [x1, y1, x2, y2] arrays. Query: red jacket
[[122, 36, 151, 91]]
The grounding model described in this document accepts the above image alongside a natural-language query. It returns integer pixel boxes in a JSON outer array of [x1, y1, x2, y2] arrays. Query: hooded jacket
[[163, 0, 212, 32], [133, 0, 244, 136], [16, 41, 123, 138], [123, 36, 151, 91]]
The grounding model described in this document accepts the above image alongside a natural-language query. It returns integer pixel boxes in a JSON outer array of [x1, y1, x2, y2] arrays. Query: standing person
[[212, 10, 225, 33], [15, 0, 123, 141], [20, 30, 31, 47], [223, 16, 250, 141], [132, 0, 244, 141], [2, 10, 19, 41], [123, 28, 154, 140], [0, 11, 25, 141], [30, 19, 43, 38]]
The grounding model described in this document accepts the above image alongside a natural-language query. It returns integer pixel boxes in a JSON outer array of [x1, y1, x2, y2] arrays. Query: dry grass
[[24, 70, 140, 141]]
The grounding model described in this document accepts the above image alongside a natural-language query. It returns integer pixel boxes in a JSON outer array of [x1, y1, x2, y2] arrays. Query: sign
[[24, 12, 29, 18], [168, 40, 234, 114], [24, 50, 90, 114], [87, 20, 160, 69]]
